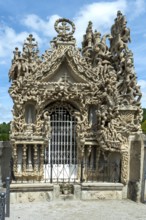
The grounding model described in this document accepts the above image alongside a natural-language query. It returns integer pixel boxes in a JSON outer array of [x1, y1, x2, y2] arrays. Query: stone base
[[10, 183, 53, 203], [10, 183, 53, 192], [10, 182, 124, 203], [60, 194, 74, 200], [81, 183, 123, 200], [11, 191, 53, 203]]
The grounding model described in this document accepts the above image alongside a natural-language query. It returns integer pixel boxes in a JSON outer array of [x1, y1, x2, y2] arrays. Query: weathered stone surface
[[7, 13, 144, 201], [81, 183, 123, 200], [10, 183, 53, 192], [10, 191, 53, 203], [81, 190, 122, 200], [74, 185, 81, 199], [53, 185, 60, 199]]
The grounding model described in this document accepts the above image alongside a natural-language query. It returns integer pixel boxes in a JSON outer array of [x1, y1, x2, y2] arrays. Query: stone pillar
[[128, 135, 144, 202], [27, 145, 33, 171], [121, 150, 129, 199], [40, 144, 44, 176], [33, 144, 38, 173], [22, 144, 27, 174], [121, 150, 129, 185], [0, 142, 3, 188], [13, 143, 17, 177]]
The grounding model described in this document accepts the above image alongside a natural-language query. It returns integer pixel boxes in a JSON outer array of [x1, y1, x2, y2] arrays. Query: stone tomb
[[8, 11, 144, 202]]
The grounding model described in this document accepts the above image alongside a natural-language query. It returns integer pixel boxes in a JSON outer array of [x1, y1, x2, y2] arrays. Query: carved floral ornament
[[54, 18, 75, 36], [9, 12, 142, 156]]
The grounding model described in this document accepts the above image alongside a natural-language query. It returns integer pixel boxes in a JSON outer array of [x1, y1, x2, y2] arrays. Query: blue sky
[[0, 0, 146, 123]]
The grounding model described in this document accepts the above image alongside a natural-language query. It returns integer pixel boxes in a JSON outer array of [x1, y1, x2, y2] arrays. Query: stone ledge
[[81, 182, 123, 191], [10, 183, 53, 192]]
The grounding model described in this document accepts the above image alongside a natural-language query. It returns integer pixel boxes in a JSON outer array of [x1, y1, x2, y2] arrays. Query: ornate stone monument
[[8, 12, 144, 201]]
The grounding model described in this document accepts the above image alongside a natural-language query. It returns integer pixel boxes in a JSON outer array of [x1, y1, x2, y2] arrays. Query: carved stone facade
[[8, 12, 143, 200]]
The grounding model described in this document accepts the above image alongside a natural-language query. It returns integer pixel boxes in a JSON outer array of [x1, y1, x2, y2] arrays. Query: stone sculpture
[[9, 13, 142, 186]]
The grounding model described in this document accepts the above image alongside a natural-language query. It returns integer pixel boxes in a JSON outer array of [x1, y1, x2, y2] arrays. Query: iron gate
[[44, 106, 77, 182], [50, 107, 77, 164]]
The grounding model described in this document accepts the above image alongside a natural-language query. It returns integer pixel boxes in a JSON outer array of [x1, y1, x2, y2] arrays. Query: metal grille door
[[50, 107, 77, 164], [44, 106, 77, 182]]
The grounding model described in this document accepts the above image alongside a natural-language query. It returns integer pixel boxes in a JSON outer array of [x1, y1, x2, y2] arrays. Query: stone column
[[121, 150, 129, 185], [0, 142, 3, 188], [22, 144, 27, 174], [121, 150, 129, 199], [27, 145, 33, 171], [40, 144, 44, 176], [13, 143, 17, 177], [33, 144, 38, 173]]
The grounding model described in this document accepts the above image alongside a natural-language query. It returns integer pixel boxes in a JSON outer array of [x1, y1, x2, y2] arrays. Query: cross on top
[[54, 19, 75, 37], [23, 34, 38, 55], [58, 21, 70, 35], [27, 34, 35, 44], [62, 72, 70, 84], [24, 34, 37, 48]]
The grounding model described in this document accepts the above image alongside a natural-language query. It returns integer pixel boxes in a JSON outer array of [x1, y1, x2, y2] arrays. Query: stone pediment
[[35, 46, 95, 83], [42, 60, 89, 84]]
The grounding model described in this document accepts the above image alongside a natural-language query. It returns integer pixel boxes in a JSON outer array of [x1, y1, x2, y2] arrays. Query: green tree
[[142, 108, 146, 123], [0, 122, 10, 141]]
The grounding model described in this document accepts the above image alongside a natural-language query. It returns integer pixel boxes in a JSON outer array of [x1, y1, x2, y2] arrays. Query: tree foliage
[[141, 108, 146, 133], [0, 122, 10, 141], [142, 108, 146, 123], [141, 120, 146, 134]]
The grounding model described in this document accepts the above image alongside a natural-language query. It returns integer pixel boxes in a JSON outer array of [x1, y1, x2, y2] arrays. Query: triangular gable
[[35, 46, 95, 83], [46, 61, 88, 84]]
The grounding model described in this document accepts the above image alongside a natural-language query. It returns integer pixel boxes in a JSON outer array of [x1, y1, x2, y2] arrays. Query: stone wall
[[0, 141, 12, 183], [127, 134, 144, 202]]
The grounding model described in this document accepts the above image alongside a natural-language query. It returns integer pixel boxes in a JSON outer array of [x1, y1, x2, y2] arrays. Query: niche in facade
[[88, 105, 97, 130], [25, 103, 36, 124]]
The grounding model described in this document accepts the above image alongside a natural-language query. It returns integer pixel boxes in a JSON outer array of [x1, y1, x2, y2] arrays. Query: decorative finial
[[54, 18, 75, 36]]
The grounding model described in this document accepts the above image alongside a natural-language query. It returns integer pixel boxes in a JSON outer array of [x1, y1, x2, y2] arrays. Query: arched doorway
[[44, 104, 77, 182]]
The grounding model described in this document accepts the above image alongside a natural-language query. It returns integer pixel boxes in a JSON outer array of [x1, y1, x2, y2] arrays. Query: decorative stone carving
[[121, 151, 129, 184], [8, 14, 142, 184]]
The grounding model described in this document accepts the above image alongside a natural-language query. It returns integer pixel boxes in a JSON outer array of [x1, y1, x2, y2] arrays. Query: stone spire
[[9, 34, 41, 82], [22, 34, 39, 62]]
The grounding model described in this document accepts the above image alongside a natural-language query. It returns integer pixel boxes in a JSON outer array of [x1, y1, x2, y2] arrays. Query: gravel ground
[[6, 200, 146, 220]]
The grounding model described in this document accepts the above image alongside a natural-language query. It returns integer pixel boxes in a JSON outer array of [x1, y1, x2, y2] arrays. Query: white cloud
[[73, 0, 127, 44], [22, 14, 60, 37], [20, 0, 146, 47], [0, 90, 13, 123], [0, 24, 43, 59], [138, 80, 146, 89], [129, 0, 146, 18]]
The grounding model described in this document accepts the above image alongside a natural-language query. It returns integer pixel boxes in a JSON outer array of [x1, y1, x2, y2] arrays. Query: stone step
[[59, 194, 74, 200]]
